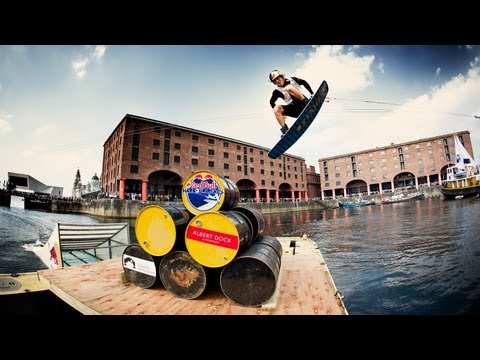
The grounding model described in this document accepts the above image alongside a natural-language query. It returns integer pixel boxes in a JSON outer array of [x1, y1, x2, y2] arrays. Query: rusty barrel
[[135, 205, 191, 257], [220, 235, 283, 307], [122, 244, 161, 288], [181, 170, 240, 215], [185, 210, 252, 268], [231, 207, 265, 242], [158, 251, 209, 300]]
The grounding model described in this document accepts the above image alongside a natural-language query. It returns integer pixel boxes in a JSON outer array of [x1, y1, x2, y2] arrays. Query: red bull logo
[[182, 171, 225, 214]]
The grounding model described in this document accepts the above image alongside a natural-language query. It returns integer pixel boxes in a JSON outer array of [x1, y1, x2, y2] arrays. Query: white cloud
[[92, 45, 107, 61], [435, 67, 441, 76], [0, 117, 13, 135], [33, 124, 57, 136], [72, 57, 89, 79], [71, 45, 107, 79], [296, 45, 375, 96], [377, 62, 384, 74]]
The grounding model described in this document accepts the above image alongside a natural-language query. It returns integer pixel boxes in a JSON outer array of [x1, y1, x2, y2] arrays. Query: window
[[131, 147, 139, 161], [152, 152, 159, 160], [224, 163, 229, 169], [192, 146, 198, 153], [174, 130, 181, 137], [191, 158, 198, 166], [224, 152, 229, 159], [174, 143, 181, 150], [174, 156, 180, 163], [208, 161, 214, 168], [153, 139, 160, 146], [223, 142, 229, 148], [208, 149, 215, 156], [133, 134, 140, 146], [130, 165, 138, 173], [208, 138, 215, 145], [192, 134, 199, 141]]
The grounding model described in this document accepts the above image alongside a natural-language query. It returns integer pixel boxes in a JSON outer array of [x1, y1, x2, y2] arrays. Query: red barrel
[[181, 170, 240, 215]]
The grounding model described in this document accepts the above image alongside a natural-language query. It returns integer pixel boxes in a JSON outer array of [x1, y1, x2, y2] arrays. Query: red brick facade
[[102, 114, 310, 202], [318, 131, 474, 199]]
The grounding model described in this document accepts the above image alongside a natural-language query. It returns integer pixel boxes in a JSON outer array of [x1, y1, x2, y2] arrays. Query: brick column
[[142, 179, 149, 201], [119, 178, 126, 200]]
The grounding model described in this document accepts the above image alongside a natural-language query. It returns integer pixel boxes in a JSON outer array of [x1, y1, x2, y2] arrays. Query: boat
[[441, 135, 480, 200], [381, 192, 425, 204], [339, 199, 374, 208]]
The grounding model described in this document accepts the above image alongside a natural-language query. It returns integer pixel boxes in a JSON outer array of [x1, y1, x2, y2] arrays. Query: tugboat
[[441, 135, 480, 200]]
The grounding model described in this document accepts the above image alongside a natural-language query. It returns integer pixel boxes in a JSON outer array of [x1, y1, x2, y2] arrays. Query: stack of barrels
[[122, 170, 283, 307]]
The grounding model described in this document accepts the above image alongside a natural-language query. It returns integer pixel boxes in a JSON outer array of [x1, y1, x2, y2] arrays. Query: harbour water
[[1, 196, 479, 315]]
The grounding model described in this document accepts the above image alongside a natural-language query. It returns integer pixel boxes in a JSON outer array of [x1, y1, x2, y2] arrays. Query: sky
[[1, 45, 480, 197]]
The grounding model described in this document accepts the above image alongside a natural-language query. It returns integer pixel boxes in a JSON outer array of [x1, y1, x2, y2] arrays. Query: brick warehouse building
[[317, 130, 475, 200], [102, 114, 312, 202]]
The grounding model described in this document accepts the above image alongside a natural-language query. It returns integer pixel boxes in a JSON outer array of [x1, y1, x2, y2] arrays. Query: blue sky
[[1, 45, 479, 197]]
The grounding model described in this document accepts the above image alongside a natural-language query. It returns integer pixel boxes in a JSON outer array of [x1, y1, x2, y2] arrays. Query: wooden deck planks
[[38, 236, 348, 315]]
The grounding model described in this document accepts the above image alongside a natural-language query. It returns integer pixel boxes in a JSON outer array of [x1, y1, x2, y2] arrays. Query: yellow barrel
[[135, 205, 190, 257], [185, 211, 252, 268], [181, 170, 240, 215]]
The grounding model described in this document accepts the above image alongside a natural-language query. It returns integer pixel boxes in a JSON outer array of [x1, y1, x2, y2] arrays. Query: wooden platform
[[37, 236, 348, 315]]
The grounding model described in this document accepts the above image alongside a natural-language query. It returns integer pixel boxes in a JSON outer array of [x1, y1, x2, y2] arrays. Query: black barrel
[[181, 171, 240, 215], [222, 177, 240, 210], [159, 251, 208, 300], [122, 244, 161, 288], [231, 207, 265, 242], [220, 235, 283, 307]]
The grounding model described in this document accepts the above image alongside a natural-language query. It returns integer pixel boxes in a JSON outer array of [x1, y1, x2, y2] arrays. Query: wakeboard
[[267, 80, 329, 159]]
